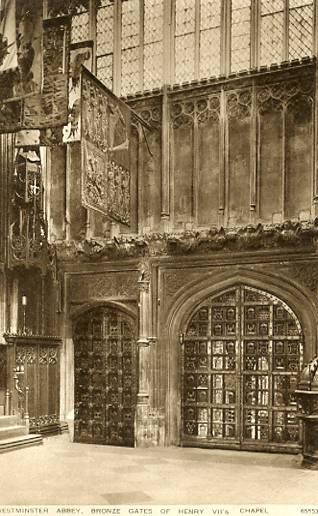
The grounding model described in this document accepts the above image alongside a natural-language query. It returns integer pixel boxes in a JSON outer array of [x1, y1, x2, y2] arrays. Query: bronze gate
[[181, 285, 303, 452], [73, 306, 137, 446]]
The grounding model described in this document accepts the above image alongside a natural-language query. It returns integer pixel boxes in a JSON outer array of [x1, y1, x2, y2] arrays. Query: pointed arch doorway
[[181, 285, 304, 453], [73, 305, 137, 447]]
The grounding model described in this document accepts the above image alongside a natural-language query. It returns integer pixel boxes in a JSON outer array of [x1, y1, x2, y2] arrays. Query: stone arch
[[165, 267, 318, 446], [70, 300, 137, 323]]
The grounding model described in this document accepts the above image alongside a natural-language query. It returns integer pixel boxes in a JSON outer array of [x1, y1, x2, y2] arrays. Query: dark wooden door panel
[[74, 307, 137, 447]]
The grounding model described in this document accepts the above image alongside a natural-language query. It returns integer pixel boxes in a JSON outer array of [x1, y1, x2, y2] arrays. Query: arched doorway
[[181, 285, 304, 453], [73, 305, 137, 446]]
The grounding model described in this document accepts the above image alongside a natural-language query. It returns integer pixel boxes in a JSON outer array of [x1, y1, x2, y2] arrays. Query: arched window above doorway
[[181, 284, 303, 453]]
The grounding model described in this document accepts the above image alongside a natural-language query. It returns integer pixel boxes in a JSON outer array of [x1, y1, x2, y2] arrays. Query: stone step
[[0, 425, 27, 440], [0, 433, 43, 454], [0, 415, 20, 428]]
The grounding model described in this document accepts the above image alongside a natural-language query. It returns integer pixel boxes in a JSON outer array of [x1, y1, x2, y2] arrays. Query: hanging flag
[[0, 0, 42, 98], [0, 0, 43, 133], [81, 68, 131, 226], [0, 0, 18, 71], [23, 16, 71, 129]]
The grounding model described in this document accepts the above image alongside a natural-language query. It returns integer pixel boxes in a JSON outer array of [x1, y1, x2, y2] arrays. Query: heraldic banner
[[81, 67, 131, 226], [0, 1, 71, 133]]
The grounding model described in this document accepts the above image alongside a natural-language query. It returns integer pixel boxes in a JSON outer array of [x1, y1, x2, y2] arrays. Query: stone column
[[135, 260, 159, 447], [136, 261, 151, 407]]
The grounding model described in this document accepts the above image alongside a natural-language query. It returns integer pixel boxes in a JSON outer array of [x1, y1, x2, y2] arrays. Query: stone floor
[[0, 433, 318, 505]]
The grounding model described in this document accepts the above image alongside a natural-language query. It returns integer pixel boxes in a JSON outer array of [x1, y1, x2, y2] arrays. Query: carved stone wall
[[168, 61, 315, 230], [69, 271, 139, 303]]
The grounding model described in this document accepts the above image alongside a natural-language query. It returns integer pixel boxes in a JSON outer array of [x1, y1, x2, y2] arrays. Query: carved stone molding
[[69, 271, 139, 302], [288, 263, 318, 292], [227, 89, 252, 120], [171, 94, 221, 129], [136, 106, 162, 127], [257, 76, 314, 113], [164, 270, 206, 299], [55, 220, 318, 262]]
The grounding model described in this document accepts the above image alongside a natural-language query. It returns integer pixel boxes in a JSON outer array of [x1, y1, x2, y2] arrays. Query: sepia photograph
[[0, 0, 318, 512]]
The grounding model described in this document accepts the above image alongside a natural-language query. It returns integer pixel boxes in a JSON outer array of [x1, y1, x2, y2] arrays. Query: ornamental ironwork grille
[[47, 0, 315, 95], [9, 147, 48, 268], [73, 307, 137, 447], [181, 285, 303, 452]]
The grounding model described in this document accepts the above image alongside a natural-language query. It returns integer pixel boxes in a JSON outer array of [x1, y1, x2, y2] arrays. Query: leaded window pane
[[121, 0, 140, 95], [231, 0, 251, 72], [97, 54, 113, 90], [121, 47, 140, 96], [260, 0, 284, 66], [144, 42, 163, 90], [97, 4, 114, 54], [96, 2, 114, 89], [144, 0, 164, 90], [175, 0, 196, 83], [175, 33, 195, 84], [289, 1, 314, 60], [175, 0, 196, 35], [144, 0, 164, 44], [199, 0, 221, 78], [121, 0, 140, 50], [71, 11, 89, 44]]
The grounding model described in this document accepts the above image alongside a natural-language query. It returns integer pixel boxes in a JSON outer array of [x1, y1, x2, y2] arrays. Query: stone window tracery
[[47, 0, 316, 95]]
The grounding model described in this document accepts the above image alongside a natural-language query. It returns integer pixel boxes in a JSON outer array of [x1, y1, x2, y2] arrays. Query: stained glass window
[[288, 0, 314, 60], [96, 1, 114, 90], [199, 0, 222, 78], [231, 0, 251, 72], [175, 0, 196, 84], [144, 0, 164, 90], [260, 0, 285, 66]]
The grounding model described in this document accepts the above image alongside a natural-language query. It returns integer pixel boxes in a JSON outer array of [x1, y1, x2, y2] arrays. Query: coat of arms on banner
[[0, 5, 71, 133], [81, 68, 131, 226]]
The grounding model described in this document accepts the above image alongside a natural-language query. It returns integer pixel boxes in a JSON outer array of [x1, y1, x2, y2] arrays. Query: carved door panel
[[73, 307, 137, 446], [182, 286, 303, 452], [14, 338, 60, 432]]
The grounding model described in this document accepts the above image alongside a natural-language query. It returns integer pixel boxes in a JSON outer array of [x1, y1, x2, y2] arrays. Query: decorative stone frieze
[[54, 219, 318, 262]]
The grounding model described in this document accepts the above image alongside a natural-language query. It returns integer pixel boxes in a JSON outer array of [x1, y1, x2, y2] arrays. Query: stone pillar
[[135, 260, 162, 447], [136, 265, 151, 406]]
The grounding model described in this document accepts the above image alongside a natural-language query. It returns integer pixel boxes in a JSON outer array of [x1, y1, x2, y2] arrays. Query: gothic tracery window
[[49, 0, 316, 95]]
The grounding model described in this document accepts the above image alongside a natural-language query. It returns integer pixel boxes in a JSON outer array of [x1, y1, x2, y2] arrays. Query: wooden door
[[181, 285, 303, 453], [73, 306, 137, 446], [6, 336, 61, 433]]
